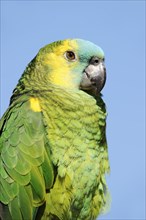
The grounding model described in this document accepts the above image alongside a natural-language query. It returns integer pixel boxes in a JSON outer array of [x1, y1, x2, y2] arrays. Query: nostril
[[90, 56, 99, 66], [94, 59, 99, 65]]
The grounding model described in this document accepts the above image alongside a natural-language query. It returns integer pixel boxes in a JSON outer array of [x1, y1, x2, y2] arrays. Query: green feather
[[8, 197, 22, 220], [0, 39, 110, 220], [18, 186, 33, 220], [30, 167, 45, 206]]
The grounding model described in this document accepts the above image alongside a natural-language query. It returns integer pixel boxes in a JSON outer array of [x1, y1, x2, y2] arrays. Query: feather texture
[[0, 38, 110, 220]]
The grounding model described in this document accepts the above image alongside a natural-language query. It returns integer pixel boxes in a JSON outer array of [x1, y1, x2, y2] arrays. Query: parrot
[[0, 38, 110, 220]]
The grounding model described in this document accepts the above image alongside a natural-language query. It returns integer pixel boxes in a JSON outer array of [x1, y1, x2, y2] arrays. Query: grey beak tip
[[80, 62, 106, 95]]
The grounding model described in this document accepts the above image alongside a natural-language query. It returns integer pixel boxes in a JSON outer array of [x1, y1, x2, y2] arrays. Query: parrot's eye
[[64, 51, 76, 61]]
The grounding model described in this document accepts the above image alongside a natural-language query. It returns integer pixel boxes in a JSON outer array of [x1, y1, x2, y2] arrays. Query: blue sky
[[1, 1, 145, 219]]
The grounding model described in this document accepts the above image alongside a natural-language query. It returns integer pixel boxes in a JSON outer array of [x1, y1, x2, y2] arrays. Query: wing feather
[[0, 96, 54, 220]]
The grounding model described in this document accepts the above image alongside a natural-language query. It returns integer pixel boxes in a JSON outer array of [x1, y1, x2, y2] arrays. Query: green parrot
[[0, 39, 110, 220]]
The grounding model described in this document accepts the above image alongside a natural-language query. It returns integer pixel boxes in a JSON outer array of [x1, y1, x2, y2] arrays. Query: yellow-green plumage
[[0, 39, 110, 220]]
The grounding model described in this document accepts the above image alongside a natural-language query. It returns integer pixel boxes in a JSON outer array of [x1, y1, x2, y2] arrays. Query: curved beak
[[80, 59, 106, 95]]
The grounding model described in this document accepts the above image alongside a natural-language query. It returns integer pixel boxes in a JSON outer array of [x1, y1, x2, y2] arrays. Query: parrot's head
[[15, 39, 106, 97]]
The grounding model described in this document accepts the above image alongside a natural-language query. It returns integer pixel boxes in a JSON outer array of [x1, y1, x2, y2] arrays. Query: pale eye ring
[[64, 51, 76, 61]]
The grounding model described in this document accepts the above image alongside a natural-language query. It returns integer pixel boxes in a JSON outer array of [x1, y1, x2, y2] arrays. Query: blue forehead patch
[[75, 39, 104, 61]]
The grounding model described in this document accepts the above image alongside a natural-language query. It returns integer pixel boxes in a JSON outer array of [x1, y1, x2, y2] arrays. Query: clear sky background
[[1, 1, 145, 219]]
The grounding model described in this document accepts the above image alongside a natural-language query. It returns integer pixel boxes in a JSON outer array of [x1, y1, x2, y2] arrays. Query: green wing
[[0, 96, 54, 220]]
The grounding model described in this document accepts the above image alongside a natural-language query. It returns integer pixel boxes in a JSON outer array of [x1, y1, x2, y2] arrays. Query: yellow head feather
[[43, 40, 79, 89]]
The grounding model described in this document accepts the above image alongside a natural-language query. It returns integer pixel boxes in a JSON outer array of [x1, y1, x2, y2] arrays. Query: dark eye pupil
[[69, 52, 73, 57], [66, 51, 75, 60]]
